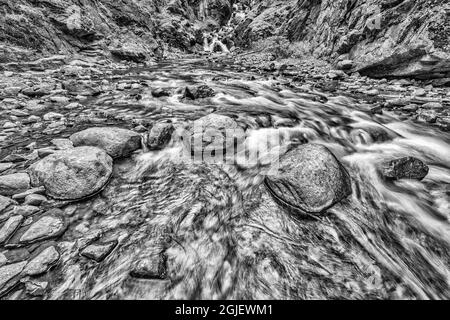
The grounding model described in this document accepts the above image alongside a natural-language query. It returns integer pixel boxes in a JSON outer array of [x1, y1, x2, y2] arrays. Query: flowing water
[[6, 58, 450, 300]]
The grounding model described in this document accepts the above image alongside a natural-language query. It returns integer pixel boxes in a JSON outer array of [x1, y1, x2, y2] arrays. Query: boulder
[[186, 114, 245, 159], [264, 144, 352, 213], [70, 127, 142, 158], [381, 157, 429, 181], [0, 173, 31, 196], [183, 85, 216, 100], [28, 146, 113, 200], [147, 123, 174, 150], [110, 41, 148, 63]]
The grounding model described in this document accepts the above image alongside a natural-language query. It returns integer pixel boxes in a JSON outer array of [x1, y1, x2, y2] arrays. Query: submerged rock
[[381, 157, 429, 181], [0, 173, 31, 196], [130, 254, 167, 280], [265, 144, 352, 213], [70, 127, 142, 158], [28, 146, 113, 200], [147, 123, 174, 150]]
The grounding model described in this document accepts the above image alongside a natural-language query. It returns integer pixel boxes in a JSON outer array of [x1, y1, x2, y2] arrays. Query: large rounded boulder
[[70, 127, 142, 159], [28, 146, 113, 200], [185, 114, 245, 159], [265, 144, 352, 213]]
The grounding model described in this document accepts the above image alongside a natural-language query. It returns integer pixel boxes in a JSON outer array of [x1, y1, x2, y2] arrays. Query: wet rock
[[0, 163, 14, 174], [413, 88, 427, 97], [70, 127, 142, 158], [265, 144, 352, 213], [12, 187, 46, 202], [421, 102, 444, 110], [186, 114, 245, 157], [327, 70, 347, 80], [49, 96, 70, 104], [43, 112, 64, 121], [151, 87, 172, 98], [370, 106, 383, 115], [130, 254, 167, 279], [381, 157, 429, 181], [24, 194, 47, 206], [1, 154, 28, 163], [147, 123, 174, 150], [336, 60, 353, 70], [37, 148, 56, 158], [80, 240, 118, 262], [437, 117, 450, 131], [0, 261, 27, 297], [19, 213, 65, 244], [51, 139, 73, 150], [402, 104, 419, 112], [111, 44, 147, 63], [22, 85, 53, 97], [13, 205, 40, 217], [2, 121, 17, 129], [0, 215, 24, 244], [0, 253, 6, 267], [23, 280, 48, 297], [417, 109, 438, 123], [183, 85, 216, 100], [0, 195, 15, 213], [0, 173, 31, 196], [24, 246, 60, 276], [28, 146, 113, 200]]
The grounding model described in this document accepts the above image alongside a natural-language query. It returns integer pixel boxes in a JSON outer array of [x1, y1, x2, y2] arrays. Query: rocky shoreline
[[2, 49, 446, 298]]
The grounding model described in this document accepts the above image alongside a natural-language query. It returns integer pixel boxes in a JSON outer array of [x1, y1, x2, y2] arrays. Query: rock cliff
[[0, 0, 233, 62], [233, 0, 450, 80]]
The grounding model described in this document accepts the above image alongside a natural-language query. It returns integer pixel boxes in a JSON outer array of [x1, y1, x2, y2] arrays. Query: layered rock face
[[0, 0, 233, 62], [233, 0, 450, 80]]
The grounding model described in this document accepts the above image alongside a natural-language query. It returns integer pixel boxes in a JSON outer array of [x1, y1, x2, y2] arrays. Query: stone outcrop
[[0, 0, 233, 62], [233, 0, 450, 80]]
